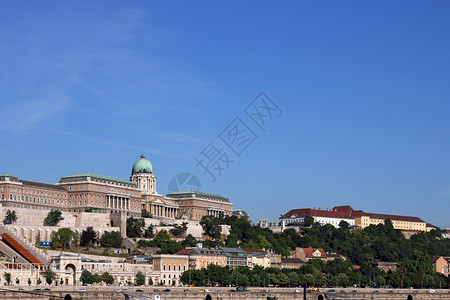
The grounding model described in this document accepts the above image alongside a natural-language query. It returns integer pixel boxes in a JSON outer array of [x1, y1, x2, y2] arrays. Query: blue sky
[[1, 1, 449, 228]]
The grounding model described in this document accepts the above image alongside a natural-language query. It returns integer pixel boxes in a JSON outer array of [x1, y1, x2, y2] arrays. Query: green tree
[[3, 210, 17, 225], [135, 271, 145, 286], [200, 216, 222, 239], [126, 217, 145, 238], [27, 278, 31, 286], [51, 228, 77, 249], [141, 209, 152, 218], [304, 274, 315, 287], [92, 273, 102, 285], [44, 209, 64, 226], [304, 216, 314, 227], [144, 225, 154, 238], [148, 277, 153, 286], [37, 278, 42, 285], [80, 226, 98, 249], [101, 272, 114, 285], [15, 278, 19, 285], [182, 234, 197, 248], [80, 270, 94, 285], [170, 222, 187, 237], [100, 231, 123, 248], [43, 269, 56, 285]]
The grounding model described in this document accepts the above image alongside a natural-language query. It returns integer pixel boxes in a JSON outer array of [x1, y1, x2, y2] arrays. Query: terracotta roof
[[176, 249, 192, 255], [284, 205, 425, 223], [303, 248, 327, 258], [363, 212, 424, 223]]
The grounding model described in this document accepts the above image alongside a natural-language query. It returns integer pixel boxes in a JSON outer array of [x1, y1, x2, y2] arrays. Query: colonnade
[[107, 195, 132, 211], [207, 209, 224, 217], [149, 204, 178, 218]]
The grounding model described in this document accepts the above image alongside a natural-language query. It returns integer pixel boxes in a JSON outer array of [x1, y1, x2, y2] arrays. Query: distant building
[[176, 247, 226, 270], [432, 256, 450, 277], [290, 247, 327, 262], [281, 205, 428, 232], [373, 261, 398, 272], [281, 257, 304, 269], [282, 207, 355, 228], [442, 229, 450, 239], [219, 247, 248, 269], [244, 249, 271, 269], [326, 253, 347, 261]]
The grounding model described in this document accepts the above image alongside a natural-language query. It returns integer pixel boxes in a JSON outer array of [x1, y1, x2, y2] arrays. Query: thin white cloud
[[0, 93, 70, 131]]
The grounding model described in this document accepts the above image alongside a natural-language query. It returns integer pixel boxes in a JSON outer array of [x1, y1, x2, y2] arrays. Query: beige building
[[244, 249, 271, 269], [177, 247, 226, 270], [0, 154, 233, 235], [280, 258, 304, 269], [290, 247, 327, 262], [152, 254, 189, 286], [433, 256, 449, 277]]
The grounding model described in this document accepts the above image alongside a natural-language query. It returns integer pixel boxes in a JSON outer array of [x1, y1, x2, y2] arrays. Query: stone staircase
[[0, 225, 49, 264]]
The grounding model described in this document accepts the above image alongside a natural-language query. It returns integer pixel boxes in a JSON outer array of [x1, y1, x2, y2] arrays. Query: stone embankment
[[0, 287, 448, 300]]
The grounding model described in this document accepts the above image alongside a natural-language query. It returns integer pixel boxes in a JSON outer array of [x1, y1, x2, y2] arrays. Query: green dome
[[132, 154, 154, 174]]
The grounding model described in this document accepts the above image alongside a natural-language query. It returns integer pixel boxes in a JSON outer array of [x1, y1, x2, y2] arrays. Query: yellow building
[[152, 254, 189, 286], [244, 249, 271, 269], [354, 213, 426, 231]]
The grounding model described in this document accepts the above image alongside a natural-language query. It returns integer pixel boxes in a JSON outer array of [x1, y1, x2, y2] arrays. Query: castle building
[[281, 205, 427, 232], [0, 154, 233, 227]]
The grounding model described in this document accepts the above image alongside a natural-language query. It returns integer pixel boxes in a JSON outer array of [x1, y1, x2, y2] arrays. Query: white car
[[76, 288, 86, 292], [428, 289, 435, 293]]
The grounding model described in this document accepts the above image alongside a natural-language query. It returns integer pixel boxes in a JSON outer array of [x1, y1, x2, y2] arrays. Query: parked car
[[153, 289, 162, 293], [163, 289, 171, 292], [197, 289, 205, 293], [43, 288, 51, 291], [184, 289, 191, 292], [136, 289, 144, 293], [428, 289, 435, 294]]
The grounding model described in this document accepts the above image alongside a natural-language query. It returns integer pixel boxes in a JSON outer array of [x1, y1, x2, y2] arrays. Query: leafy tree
[[101, 272, 114, 285], [51, 228, 77, 249], [92, 273, 102, 284], [37, 278, 42, 285], [27, 278, 31, 286], [44, 209, 64, 226], [170, 222, 187, 237], [15, 278, 19, 285], [304, 274, 315, 287], [200, 216, 222, 239], [80, 270, 94, 285], [182, 234, 197, 248], [43, 269, 56, 285], [135, 271, 145, 286], [100, 231, 122, 248], [141, 209, 152, 218], [338, 220, 349, 229], [144, 225, 154, 238], [126, 217, 145, 238], [3, 210, 17, 225], [304, 215, 315, 227], [80, 226, 98, 249], [148, 277, 153, 286]]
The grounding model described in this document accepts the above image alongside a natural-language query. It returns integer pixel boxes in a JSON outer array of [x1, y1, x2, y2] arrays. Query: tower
[[130, 154, 157, 195]]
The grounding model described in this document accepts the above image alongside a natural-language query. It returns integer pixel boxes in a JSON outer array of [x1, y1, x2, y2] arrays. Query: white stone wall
[[0, 207, 112, 228], [142, 218, 230, 238]]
